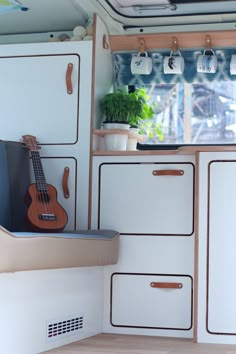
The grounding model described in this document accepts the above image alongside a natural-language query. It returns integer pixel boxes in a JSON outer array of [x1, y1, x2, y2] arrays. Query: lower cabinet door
[[207, 161, 236, 334], [29, 157, 77, 231], [111, 273, 193, 330], [98, 163, 194, 235]]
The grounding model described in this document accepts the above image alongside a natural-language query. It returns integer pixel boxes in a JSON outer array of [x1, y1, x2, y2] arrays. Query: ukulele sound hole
[[37, 192, 50, 203]]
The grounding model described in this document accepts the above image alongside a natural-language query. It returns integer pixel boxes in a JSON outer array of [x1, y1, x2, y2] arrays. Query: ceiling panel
[[0, 0, 88, 35]]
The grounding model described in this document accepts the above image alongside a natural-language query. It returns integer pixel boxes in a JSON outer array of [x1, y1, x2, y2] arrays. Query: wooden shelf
[[94, 129, 145, 141], [92, 145, 236, 156]]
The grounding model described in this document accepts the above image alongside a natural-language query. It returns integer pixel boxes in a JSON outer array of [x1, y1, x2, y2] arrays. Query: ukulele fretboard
[[31, 151, 48, 192]]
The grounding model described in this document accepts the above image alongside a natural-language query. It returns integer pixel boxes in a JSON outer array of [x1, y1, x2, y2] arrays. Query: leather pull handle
[[63, 167, 70, 199], [150, 282, 183, 289], [152, 169, 184, 176], [66, 63, 73, 94]]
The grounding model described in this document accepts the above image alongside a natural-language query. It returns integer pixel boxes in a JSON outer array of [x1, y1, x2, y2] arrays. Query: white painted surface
[[0, 0, 88, 35], [0, 40, 94, 354], [111, 273, 192, 330], [98, 162, 194, 235], [0, 54, 79, 144], [93, 15, 113, 130], [0, 267, 104, 354], [0, 40, 93, 229], [208, 161, 236, 334], [197, 151, 236, 344], [92, 155, 195, 338]]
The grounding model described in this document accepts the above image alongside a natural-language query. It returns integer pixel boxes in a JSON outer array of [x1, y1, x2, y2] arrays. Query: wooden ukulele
[[22, 135, 68, 232]]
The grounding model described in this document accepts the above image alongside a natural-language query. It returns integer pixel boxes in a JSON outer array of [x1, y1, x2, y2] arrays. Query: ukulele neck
[[31, 151, 48, 192]]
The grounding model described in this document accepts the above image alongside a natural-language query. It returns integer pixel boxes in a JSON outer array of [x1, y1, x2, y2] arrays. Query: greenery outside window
[[134, 82, 236, 147]]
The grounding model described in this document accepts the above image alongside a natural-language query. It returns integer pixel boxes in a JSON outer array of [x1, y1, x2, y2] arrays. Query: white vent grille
[[47, 315, 83, 342]]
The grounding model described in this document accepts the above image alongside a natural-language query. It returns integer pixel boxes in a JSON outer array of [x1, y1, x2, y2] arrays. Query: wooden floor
[[44, 333, 236, 354]]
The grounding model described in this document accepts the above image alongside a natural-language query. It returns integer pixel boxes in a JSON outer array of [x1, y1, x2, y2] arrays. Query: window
[[135, 82, 236, 146]]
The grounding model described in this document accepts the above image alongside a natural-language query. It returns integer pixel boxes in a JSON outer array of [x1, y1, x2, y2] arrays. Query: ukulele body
[[25, 183, 68, 232]]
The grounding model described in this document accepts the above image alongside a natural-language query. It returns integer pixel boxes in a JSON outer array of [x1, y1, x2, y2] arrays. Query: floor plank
[[43, 333, 236, 354]]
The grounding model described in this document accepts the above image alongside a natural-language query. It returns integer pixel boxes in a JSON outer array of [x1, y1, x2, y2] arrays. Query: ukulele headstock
[[22, 135, 40, 151]]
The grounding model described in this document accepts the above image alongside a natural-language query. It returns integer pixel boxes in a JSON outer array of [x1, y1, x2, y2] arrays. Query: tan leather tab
[[66, 63, 73, 94], [103, 34, 109, 49], [172, 37, 178, 53], [139, 38, 145, 53], [150, 282, 183, 289], [152, 169, 184, 176], [63, 167, 70, 199]]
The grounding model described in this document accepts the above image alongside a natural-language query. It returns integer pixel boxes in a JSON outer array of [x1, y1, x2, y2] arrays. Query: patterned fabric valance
[[113, 48, 236, 87]]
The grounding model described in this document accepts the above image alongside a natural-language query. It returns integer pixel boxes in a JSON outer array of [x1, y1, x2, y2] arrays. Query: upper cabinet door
[[98, 162, 194, 236], [0, 54, 80, 144]]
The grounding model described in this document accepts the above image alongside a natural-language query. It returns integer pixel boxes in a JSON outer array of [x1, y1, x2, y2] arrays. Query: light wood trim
[[150, 282, 183, 289], [109, 30, 236, 52], [94, 128, 130, 136], [88, 13, 97, 229], [94, 129, 145, 142], [152, 169, 184, 176], [93, 145, 236, 156], [44, 333, 236, 353]]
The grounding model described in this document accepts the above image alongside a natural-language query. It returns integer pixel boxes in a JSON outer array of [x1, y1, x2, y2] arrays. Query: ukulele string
[[32, 151, 50, 217], [34, 150, 55, 218]]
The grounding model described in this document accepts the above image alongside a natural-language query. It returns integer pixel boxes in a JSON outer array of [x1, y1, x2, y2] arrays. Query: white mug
[[163, 50, 185, 74], [230, 54, 236, 75], [197, 49, 217, 73], [131, 52, 153, 75]]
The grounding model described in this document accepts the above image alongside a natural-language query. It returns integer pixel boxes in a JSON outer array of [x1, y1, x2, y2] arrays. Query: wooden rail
[[109, 30, 236, 52]]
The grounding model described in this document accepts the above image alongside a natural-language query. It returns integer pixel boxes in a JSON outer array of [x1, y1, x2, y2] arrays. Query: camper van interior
[[2, 1, 236, 353]]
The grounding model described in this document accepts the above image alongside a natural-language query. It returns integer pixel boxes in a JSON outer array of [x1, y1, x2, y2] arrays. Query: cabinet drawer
[[98, 163, 194, 235], [111, 273, 193, 330]]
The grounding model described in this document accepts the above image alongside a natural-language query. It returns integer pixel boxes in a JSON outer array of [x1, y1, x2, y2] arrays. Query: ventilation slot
[[47, 315, 83, 342]]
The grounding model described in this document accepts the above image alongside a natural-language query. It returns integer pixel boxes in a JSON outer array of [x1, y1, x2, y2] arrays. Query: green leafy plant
[[101, 90, 132, 124], [127, 88, 156, 127], [139, 120, 164, 142], [101, 88, 156, 125]]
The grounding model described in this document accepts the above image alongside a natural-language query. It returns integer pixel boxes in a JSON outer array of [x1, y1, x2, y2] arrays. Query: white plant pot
[[127, 127, 139, 151], [103, 123, 130, 151]]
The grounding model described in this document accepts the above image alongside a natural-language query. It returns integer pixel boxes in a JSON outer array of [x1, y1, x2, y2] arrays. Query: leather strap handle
[[62, 167, 70, 199], [66, 63, 73, 94], [150, 282, 183, 289], [152, 169, 184, 176]]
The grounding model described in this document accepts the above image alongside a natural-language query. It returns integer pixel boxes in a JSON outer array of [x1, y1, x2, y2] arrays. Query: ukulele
[[22, 135, 68, 232]]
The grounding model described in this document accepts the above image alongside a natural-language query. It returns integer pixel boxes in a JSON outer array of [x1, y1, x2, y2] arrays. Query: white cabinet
[[198, 152, 236, 344], [111, 273, 193, 330], [98, 162, 194, 235], [92, 155, 195, 339], [207, 160, 236, 334], [0, 54, 79, 144], [0, 42, 93, 230]]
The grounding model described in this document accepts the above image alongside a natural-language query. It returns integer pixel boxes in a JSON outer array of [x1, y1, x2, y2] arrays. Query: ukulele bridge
[[39, 214, 57, 221]]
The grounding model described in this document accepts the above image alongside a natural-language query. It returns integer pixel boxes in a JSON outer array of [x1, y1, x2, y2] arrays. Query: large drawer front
[[111, 273, 193, 330], [98, 163, 194, 235]]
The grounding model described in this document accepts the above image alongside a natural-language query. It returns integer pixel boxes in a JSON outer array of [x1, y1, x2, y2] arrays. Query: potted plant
[[101, 90, 131, 151], [126, 88, 157, 150]]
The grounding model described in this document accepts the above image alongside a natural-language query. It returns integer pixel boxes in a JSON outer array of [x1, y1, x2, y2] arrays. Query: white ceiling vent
[[47, 314, 84, 342]]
